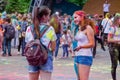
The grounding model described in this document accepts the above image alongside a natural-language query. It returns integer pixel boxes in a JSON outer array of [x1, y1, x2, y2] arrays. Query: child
[[60, 30, 71, 58]]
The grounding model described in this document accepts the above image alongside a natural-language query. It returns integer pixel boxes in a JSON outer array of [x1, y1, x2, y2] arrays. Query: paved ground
[[0, 45, 120, 80]]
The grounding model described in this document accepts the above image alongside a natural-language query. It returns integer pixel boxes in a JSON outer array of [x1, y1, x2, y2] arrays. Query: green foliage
[[66, 0, 88, 6], [5, 0, 30, 13], [0, 0, 7, 12]]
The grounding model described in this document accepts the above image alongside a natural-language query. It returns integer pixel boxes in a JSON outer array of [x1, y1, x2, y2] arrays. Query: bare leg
[[29, 71, 40, 80], [78, 64, 90, 80], [40, 70, 52, 80]]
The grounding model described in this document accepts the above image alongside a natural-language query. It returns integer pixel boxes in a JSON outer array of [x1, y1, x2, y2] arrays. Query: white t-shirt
[[103, 3, 110, 12], [101, 18, 112, 34], [61, 34, 69, 45], [40, 25, 57, 51]]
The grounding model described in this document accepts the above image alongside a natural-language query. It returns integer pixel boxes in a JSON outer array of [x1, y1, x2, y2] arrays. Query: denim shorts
[[74, 56, 93, 66], [28, 51, 53, 73]]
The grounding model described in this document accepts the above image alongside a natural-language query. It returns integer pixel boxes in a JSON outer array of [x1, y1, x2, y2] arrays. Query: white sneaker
[[17, 52, 21, 55]]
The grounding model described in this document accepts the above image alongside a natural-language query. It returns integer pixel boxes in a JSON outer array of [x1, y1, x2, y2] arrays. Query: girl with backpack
[[107, 15, 120, 80], [28, 6, 57, 80]]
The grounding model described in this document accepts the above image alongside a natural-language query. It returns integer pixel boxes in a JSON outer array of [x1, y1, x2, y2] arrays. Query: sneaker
[[21, 54, 25, 56], [101, 46, 106, 51], [8, 54, 12, 56], [2, 53, 6, 56], [17, 52, 21, 55], [60, 56, 66, 59], [53, 57, 59, 60]]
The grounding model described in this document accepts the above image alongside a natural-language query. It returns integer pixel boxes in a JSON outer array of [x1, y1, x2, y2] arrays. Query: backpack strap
[[39, 25, 50, 51], [102, 20, 109, 33], [40, 25, 49, 38]]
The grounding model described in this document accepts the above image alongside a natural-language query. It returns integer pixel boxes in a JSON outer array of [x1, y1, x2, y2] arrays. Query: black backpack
[[24, 25, 49, 66], [5, 25, 15, 39]]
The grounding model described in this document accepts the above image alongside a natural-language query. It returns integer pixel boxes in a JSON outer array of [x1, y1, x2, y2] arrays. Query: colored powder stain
[[56, 64, 62, 66], [46, 30, 53, 39], [0, 59, 10, 64], [66, 63, 73, 66], [25, 66, 28, 69], [91, 65, 111, 73], [56, 63, 73, 67], [4, 62, 9, 64]]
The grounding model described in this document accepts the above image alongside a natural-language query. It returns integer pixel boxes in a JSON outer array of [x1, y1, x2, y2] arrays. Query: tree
[[0, 0, 7, 12], [66, 0, 88, 6], [5, 0, 30, 13]]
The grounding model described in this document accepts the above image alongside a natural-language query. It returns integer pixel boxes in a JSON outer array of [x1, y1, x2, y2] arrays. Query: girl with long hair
[[73, 10, 95, 80], [28, 6, 56, 80]]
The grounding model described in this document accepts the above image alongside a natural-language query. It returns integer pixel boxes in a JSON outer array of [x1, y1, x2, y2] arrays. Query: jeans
[[28, 51, 53, 73], [13, 30, 19, 47], [22, 37, 26, 55], [3, 37, 11, 54], [54, 33, 61, 57], [74, 56, 93, 66], [93, 35, 105, 57], [62, 44, 69, 57], [18, 37, 22, 52]]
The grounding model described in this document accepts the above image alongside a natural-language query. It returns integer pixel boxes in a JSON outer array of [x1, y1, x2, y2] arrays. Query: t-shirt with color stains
[[109, 26, 120, 40], [40, 24, 57, 51]]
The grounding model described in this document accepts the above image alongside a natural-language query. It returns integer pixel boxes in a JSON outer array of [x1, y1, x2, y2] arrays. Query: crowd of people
[[0, 4, 120, 80]]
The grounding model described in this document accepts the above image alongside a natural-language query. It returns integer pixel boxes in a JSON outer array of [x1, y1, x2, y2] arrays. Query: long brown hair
[[74, 10, 95, 34], [33, 6, 51, 38], [49, 14, 60, 33], [83, 18, 96, 34]]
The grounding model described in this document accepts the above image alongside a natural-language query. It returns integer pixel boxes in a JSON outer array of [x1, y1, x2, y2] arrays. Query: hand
[[98, 36, 101, 39], [74, 46, 81, 51]]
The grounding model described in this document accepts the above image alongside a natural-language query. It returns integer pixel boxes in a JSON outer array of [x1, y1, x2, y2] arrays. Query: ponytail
[[33, 7, 40, 38], [33, 6, 51, 38]]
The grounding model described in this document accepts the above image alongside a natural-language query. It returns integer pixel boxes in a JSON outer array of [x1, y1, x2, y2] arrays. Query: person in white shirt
[[101, 13, 112, 45], [103, 0, 110, 17], [60, 30, 70, 58], [73, 10, 95, 80]]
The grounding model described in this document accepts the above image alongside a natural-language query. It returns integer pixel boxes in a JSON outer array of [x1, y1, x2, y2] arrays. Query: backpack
[[95, 25, 99, 35], [24, 25, 49, 66], [5, 25, 15, 39]]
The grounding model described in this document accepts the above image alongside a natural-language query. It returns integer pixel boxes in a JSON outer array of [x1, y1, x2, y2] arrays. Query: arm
[[51, 40, 56, 52], [49, 27, 57, 52], [107, 33, 120, 43]]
